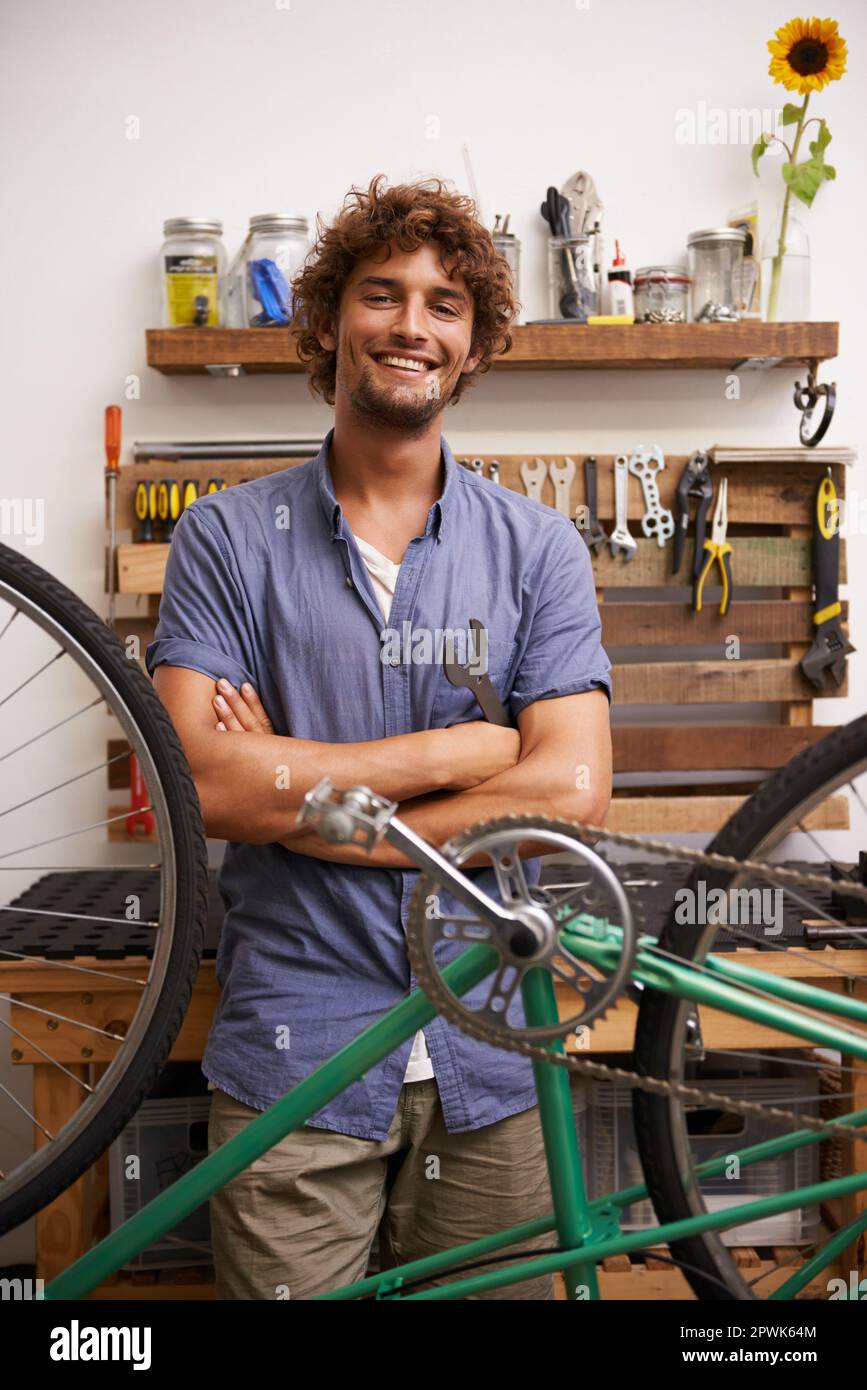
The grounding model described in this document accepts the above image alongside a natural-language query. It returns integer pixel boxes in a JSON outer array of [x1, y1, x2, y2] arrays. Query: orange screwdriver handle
[[105, 405, 122, 477]]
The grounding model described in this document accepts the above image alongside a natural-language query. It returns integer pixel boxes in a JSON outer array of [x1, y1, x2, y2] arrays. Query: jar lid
[[248, 214, 309, 233], [163, 218, 223, 237], [634, 265, 690, 282], [687, 227, 748, 246]]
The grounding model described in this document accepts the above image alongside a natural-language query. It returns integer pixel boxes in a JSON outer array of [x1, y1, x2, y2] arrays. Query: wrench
[[580, 455, 608, 554], [608, 455, 637, 561], [520, 457, 547, 503], [548, 456, 576, 519], [488, 460, 501, 484], [442, 618, 511, 725], [628, 445, 675, 548]]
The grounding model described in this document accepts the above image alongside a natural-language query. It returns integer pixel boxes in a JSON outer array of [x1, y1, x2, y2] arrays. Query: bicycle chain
[[405, 813, 867, 1147]]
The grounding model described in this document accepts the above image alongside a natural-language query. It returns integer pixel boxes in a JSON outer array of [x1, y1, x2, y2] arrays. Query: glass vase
[[761, 199, 811, 321]]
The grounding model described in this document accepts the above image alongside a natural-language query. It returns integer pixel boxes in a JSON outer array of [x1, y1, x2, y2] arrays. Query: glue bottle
[[607, 241, 634, 317]]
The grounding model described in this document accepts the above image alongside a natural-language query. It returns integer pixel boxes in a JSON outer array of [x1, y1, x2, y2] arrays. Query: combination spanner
[[608, 454, 637, 561]]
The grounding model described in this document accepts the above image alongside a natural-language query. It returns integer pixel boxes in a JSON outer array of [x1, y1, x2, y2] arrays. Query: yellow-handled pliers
[[694, 477, 733, 615]]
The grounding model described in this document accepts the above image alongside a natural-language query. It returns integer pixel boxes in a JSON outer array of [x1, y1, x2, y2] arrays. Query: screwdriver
[[134, 481, 158, 542], [205, 477, 226, 493], [181, 478, 200, 511], [157, 479, 181, 540]]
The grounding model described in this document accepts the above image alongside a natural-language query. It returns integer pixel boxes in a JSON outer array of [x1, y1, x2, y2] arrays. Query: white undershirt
[[354, 535, 435, 1085]]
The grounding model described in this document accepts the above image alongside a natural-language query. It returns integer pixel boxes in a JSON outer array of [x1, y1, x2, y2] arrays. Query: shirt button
[[388, 655, 400, 667], [345, 576, 353, 587]]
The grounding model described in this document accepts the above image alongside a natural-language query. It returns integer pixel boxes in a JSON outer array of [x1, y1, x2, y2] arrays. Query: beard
[[338, 348, 453, 435]]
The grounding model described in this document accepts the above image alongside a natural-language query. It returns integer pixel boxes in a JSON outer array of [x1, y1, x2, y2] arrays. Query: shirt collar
[[315, 426, 456, 543]]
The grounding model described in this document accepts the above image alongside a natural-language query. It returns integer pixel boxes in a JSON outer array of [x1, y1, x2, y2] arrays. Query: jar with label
[[686, 228, 747, 322], [633, 266, 690, 323], [160, 219, 226, 327], [237, 215, 309, 327]]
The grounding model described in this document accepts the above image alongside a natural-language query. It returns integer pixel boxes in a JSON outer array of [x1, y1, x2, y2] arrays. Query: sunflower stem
[[767, 92, 810, 321]]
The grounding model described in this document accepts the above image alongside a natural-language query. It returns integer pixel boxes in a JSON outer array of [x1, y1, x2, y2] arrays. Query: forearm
[[191, 727, 450, 842], [281, 743, 610, 869]]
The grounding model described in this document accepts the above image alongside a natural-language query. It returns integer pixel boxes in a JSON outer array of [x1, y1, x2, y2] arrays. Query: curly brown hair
[[289, 173, 519, 407]]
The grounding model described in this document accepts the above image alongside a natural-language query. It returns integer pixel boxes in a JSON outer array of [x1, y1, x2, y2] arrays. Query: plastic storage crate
[[109, 1096, 213, 1269], [588, 1075, 820, 1246]]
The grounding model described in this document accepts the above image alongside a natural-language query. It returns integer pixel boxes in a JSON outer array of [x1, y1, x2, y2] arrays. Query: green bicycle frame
[[44, 917, 867, 1301]]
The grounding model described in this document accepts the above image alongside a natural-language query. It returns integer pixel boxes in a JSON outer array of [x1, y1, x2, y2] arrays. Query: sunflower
[[768, 16, 847, 93]]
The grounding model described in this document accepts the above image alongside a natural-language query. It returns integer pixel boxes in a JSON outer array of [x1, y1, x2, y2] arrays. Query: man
[[146, 173, 613, 1300]]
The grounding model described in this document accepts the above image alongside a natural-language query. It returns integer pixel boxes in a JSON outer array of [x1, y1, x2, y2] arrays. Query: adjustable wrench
[[580, 455, 608, 554], [628, 445, 675, 548], [549, 456, 576, 519], [608, 455, 637, 561], [520, 457, 547, 503]]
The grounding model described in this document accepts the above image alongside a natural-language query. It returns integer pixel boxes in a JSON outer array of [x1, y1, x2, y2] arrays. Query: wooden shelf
[[145, 321, 839, 376]]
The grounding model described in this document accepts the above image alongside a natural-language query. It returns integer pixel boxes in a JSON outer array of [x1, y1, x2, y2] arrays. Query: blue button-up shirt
[[145, 427, 612, 1138]]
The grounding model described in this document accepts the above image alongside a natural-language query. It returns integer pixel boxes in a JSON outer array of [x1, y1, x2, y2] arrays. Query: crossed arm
[[152, 667, 612, 868]]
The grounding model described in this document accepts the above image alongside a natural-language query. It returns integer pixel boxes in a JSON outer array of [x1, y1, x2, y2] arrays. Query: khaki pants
[[207, 1078, 555, 1300]]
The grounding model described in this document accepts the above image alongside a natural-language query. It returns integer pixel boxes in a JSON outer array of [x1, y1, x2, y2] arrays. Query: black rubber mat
[[0, 869, 225, 960], [0, 859, 862, 961]]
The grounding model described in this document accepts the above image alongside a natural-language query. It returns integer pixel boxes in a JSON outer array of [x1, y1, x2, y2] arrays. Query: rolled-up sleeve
[[510, 521, 612, 718], [144, 504, 258, 691]]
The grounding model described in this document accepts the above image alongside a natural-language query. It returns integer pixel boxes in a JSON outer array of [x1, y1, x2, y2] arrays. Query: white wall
[[0, 0, 865, 1267]]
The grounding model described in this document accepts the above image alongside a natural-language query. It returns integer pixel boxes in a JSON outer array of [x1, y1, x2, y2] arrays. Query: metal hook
[[793, 358, 837, 447]]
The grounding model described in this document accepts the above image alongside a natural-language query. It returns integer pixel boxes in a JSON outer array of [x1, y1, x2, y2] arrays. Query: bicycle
[[2, 539, 867, 1301]]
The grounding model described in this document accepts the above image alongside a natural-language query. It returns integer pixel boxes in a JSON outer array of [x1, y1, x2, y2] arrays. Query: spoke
[[0, 1075, 52, 1140], [0, 807, 154, 860], [0, 648, 66, 709], [0, 695, 104, 764], [0, 1012, 95, 1092], [0, 751, 130, 819], [709, 1048, 867, 1078], [848, 778, 867, 822], [793, 821, 856, 880], [0, 607, 20, 644], [0, 947, 149, 986], [0, 903, 160, 930], [0, 994, 128, 1043]]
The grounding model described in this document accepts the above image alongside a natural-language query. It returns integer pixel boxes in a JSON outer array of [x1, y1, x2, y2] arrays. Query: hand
[[212, 679, 275, 734], [441, 720, 522, 791]]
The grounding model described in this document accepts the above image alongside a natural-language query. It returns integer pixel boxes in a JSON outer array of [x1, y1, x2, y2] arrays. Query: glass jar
[[160, 218, 226, 327], [633, 266, 690, 323], [493, 231, 521, 307], [238, 214, 309, 327], [548, 235, 597, 320], [761, 199, 811, 322], [686, 228, 747, 322]]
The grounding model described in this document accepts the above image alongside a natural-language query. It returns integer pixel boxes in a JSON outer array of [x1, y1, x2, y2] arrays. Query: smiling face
[[317, 242, 482, 433]]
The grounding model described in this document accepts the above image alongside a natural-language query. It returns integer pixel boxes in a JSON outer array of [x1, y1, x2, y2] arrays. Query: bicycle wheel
[[633, 713, 867, 1299], [0, 541, 207, 1235]]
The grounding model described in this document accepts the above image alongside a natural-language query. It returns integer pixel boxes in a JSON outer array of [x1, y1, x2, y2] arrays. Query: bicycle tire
[[632, 712, 867, 1300], [0, 541, 208, 1235]]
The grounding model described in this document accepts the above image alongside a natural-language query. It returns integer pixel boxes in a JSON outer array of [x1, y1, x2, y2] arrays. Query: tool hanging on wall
[[609, 455, 637, 561], [694, 477, 734, 616], [126, 752, 155, 837], [519, 458, 546, 502], [488, 461, 501, 484], [672, 451, 713, 578], [548, 457, 575, 518], [794, 361, 836, 447], [628, 446, 675, 548], [104, 405, 121, 628], [800, 470, 855, 689], [579, 456, 608, 554], [158, 480, 181, 540]]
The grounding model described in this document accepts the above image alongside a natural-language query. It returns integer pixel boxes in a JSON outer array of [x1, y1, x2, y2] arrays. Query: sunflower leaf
[[781, 102, 804, 126], [782, 156, 831, 208], [751, 132, 772, 176], [809, 120, 832, 160]]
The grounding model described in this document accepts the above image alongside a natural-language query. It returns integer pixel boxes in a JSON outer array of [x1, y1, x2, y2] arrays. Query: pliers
[[673, 450, 713, 578], [694, 477, 734, 616]]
